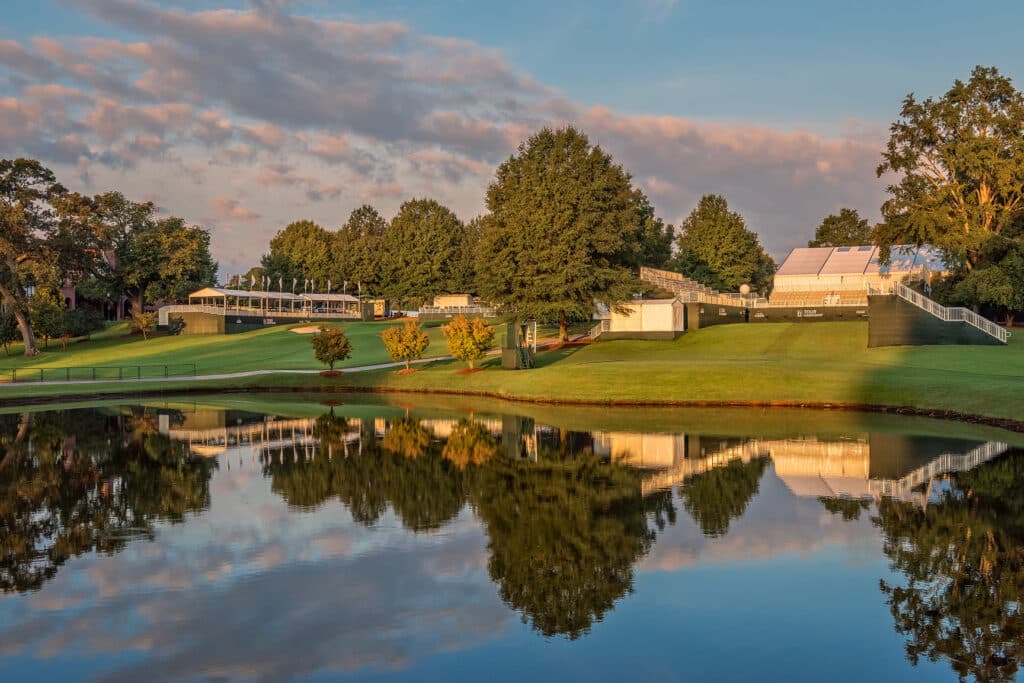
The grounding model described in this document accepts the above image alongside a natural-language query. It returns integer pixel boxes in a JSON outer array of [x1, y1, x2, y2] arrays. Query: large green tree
[[0, 159, 66, 356], [671, 194, 775, 293], [875, 66, 1024, 273], [380, 198, 464, 303], [139, 217, 218, 303], [333, 204, 387, 295], [477, 127, 643, 340], [808, 208, 873, 247], [263, 220, 331, 288], [630, 192, 675, 268], [680, 456, 769, 537]]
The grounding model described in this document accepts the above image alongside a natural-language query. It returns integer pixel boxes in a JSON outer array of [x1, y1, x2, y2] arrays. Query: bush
[[166, 315, 187, 336], [380, 320, 430, 370], [64, 307, 106, 339], [130, 311, 158, 340], [442, 315, 495, 369], [310, 326, 353, 370]]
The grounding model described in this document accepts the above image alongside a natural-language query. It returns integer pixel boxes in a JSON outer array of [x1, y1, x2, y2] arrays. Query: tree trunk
[[559, 311, 568, 342], [135, 290, 145, 317], [405, 358, 410, 370], [0, 281, 39, 357]]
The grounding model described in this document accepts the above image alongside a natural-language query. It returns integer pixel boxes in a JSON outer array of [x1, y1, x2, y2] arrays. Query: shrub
[[442, 315, 495, 369], [130, 311, 158, 340], [166, 315, 187, 336], [64, 307, 106, 340], [380, 320, 430, 370], [310, 326, 353, 370]]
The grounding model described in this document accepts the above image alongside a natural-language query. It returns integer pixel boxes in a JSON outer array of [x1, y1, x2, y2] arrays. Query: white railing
[[869, 441, 1010, 501], [158, 304, 361, 326], [590, 319, 610, 339], [640, 267, 751, 308], [892, 283, 1009, 344], [419, 305, 497, 317]]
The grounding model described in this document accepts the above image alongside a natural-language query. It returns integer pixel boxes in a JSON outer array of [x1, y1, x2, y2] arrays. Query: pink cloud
[[210, 196, 261, 221]]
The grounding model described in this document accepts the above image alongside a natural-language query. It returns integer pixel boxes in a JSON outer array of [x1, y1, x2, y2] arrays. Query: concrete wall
[[433, 294, 473, 308], [867, 294, 1004, 347], [749, 306, 868, 323]]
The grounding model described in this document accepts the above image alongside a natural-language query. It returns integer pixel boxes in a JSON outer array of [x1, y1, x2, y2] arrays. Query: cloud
[[210, 195, 261, 221], [0, 0, 887, 272]]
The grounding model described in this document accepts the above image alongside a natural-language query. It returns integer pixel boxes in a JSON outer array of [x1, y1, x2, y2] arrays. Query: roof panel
[[775, 247, 834, 276], [818, 246, 876, 275]]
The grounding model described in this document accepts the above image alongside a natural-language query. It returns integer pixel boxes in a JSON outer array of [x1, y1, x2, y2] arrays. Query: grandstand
[[770, 244, 949, 308]]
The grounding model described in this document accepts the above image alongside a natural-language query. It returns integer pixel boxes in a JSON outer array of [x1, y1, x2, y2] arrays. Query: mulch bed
[[319, 370, 342, 378], [396, 368, 418, 375], [456, 368, 484, 375]]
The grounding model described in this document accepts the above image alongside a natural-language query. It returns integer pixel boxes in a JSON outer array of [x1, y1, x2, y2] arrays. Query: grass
[[0, 322, 1021, 424], [0, 319, 452, 376]]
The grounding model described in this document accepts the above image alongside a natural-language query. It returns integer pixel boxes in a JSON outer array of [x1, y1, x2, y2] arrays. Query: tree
[[141, 217, 218, 303], [809, 208, 873, 247], [264, 220, 331, 287], [630, 192, 674, 268], [334, 205, 387, 294], [876, 66, 1024, 273], [380, 198, 464, 303], [380, 417, 432, 459], [0, 159, 67, 356], [310, 326, 353, 370], [92, 191, 157, 318], [130, 311, 157, 340], [64, 307, 105, 340], [442, 315, 494, 369], [0, 308, 18, 355], [380, 320, 430, 370], [671, 194, 775, 293], [478, 126, 643, 340], [28, 291, 66, 349]]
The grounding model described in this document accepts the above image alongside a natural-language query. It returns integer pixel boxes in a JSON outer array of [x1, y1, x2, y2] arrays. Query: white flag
[[292, 278, 297, 293], [343, 280, 348, 293], [250, 274, 255, 288], [279, 276, 283, 291], [327, 279, 332, 293]]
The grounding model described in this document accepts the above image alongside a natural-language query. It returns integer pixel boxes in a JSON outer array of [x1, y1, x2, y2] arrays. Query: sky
[[3, 0, 1024, 276]]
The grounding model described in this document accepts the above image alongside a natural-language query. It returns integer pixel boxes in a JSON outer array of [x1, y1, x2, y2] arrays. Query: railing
[[640, 267, 753, 308], [892, 283, 1009, 344], [159, 304, 361, 325], [590, 319, 610, 340], [3, 363, 197, 383], [869, 441, 1010, 501], [418, 305, 497, 318]]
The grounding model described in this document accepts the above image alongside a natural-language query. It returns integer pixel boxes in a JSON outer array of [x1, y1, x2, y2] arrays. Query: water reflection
[[0, 399, 1022, 681]]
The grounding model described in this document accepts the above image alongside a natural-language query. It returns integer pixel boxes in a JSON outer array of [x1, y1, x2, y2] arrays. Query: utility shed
[[597, 299, 685, 340]]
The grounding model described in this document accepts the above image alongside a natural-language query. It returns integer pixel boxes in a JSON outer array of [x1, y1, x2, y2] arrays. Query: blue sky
[[2, 0, 1023, 272]]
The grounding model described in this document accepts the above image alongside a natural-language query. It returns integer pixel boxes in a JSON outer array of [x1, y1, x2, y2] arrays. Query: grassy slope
[[0, 320, 451, 375], [0, 322, 1021, 422]]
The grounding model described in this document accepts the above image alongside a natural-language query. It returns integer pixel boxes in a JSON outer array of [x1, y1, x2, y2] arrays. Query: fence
[[3, 363, 197, 383]]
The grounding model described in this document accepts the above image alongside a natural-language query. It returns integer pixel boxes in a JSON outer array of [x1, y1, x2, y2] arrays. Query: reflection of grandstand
[[602, 431, 1009, 504]]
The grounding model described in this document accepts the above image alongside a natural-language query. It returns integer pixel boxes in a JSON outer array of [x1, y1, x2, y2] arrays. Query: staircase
[[893, 283, 1009, 344]]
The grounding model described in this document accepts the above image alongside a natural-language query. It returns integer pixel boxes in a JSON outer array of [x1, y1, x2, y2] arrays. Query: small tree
[[442, 315, 495, 369], [65, 307, 106, 340], [380, 320, 430, 371], [310, 326, 353, 371], [29, 294, 66, 349], [130, 311, 158, 340], [0, 309, 19, 356]]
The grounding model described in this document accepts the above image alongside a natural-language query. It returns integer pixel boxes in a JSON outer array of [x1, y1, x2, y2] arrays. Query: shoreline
[[4, 382, 1023, 434]]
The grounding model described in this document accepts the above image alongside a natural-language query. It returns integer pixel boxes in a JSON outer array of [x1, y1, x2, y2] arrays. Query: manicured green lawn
[[1, 322, 1021, 424], [0, 320, 452, 377]]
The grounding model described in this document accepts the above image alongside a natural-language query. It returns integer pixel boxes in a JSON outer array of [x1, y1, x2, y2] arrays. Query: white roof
[[190, 287, 302, 301], [775, 247, 833, 276], [777, 244, 950, 277], [303, 293, 359, 302]]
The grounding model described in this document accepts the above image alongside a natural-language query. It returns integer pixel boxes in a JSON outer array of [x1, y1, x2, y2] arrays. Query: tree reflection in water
[[680, 456, 768, 537], [0, 409, 216, 594], [873, 450, 1024, 682]]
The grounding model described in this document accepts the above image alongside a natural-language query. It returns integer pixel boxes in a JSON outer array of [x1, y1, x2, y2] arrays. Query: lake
[[1, 395, 1022, 682]]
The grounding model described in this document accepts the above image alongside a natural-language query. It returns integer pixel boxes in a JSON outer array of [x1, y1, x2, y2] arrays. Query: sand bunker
[[290, 325, 321, 334]]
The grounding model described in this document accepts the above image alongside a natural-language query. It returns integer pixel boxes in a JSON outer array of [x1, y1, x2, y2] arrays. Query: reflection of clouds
[[0, 465, 507, 682], [642, 465, 882, 573]]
